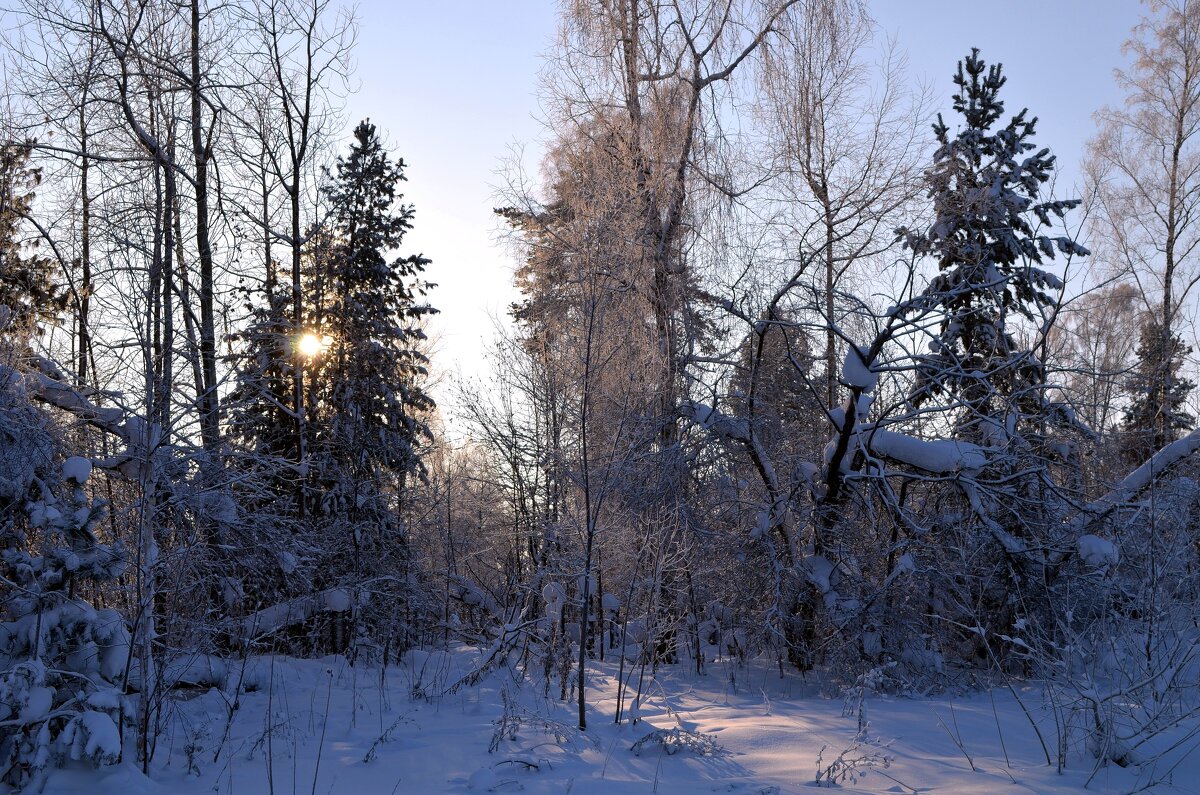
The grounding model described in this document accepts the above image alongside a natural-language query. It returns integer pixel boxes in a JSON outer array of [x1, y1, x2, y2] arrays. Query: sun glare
[[298, 332, 325, 358]]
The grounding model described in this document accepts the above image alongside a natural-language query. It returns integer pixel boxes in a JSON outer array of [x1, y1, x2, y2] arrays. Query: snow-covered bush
[[0, 378, 129, 788]]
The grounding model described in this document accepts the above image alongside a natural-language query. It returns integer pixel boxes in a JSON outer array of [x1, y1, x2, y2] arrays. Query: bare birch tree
[[1087, 0, 1200, 456]]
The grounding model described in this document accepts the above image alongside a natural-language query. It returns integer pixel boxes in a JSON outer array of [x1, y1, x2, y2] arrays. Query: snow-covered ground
[[41, 647, 1199, 794]]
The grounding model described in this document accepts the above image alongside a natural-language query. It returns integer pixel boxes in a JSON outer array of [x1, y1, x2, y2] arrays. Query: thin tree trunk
[[191, 0, 221, 462]]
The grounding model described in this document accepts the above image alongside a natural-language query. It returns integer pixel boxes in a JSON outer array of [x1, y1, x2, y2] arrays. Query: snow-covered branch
[[1071, 427, 1200, 532], [6, 359, 146, 477]]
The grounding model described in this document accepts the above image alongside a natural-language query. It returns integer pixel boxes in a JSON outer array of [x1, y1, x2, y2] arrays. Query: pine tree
[[295, 120, 436, 657], [899, 49, 1088, 444], [227, 280, 297, 471], [0, 140, 64, 341], [309, 120, 436, 510], [1122, 316, 1196, 463], [0, 386, 128, 788]]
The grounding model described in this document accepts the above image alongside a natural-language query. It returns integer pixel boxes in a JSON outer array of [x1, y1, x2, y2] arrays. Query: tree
[[0, 140, 63, 340], [531, 0, 810, 678], [0, 242, 126, 788], [899, 48, 1088, 444], [309, 121, 436, 528], [1123, 315, 1196, 462], [744, 49, 1092, 675], [759, 0, 927, 408], [1087, 0, 1200, 460], [287, 120, 436, 657], [1049, 282, 1142, 434], [236, 0, 354, 518], [0, 423, 128, 790]]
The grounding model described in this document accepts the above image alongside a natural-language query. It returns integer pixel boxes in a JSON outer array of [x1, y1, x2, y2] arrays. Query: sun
[[297, 332, 325, 358]]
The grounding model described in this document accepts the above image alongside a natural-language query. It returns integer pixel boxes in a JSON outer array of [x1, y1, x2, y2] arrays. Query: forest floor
[[37, 645, 1200, 794]]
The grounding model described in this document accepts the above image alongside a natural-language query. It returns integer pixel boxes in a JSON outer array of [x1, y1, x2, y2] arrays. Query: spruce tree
[[0, 143, 126, 786], [0, 349, 127, 787], [0, 140, 63, 341], [227, 282, 297, 471], [309, 119, 435, 509], [899, 49, 1088, 443], [224, 277, 303, 610], [1122, 316, 1196, 463], [889, 51, 1093, 660]]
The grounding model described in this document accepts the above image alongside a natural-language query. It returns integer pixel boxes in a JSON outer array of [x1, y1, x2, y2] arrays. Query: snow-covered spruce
[[1, 393, 129, 789]]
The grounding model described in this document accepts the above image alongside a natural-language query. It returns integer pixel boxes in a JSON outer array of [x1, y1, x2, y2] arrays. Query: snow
[[197, 489, 239, 524], [323, 588, 353, 612], [95, 611, 131, 683], [238, 588, 360, 642], [19, 686, 54, 723], [841, 346, 878, 391], [78, 710, 121, 762], [277, 550, 298, 573], [542, 582, 565, 605], [861, 428, 987, 473], [40, 648, 1200, 795], [38, 763, 159, 794], [854, 391, 873, 420], [803, 554, 835, 594], [467, 766, 499, 790], [129, 654, 227, 690], [1078, 534, 1119, 568], [86, 689, 123, 711], [1073, 427, 1200, 532], [62, 456, 92, 484], [681, 400, 750, 442]]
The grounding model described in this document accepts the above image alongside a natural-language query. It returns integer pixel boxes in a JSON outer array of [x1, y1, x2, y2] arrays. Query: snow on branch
[[858, 428, 987, 475], [14, 361, 128, 442], [841, 345, 878, 391], [1072, 427, 1200, 532], [4, 359, 146, 477], [680, 400, 749, 443], [448, 573, 501, 620], [236, 587, 355, 646]]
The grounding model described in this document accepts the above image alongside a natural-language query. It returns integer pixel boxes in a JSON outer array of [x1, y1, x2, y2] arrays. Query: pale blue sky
[[871, 0, 1143, 192], [344, 1, 1146, 419], [345, 0, 558, 411]]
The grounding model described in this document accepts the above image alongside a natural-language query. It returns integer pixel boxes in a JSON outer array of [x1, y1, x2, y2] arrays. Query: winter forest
[[4, 0, 1200, 793]]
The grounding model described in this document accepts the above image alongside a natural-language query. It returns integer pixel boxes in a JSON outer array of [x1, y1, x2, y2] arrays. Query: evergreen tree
[[729, 314, 824, 463], [223, 275, 304, 610], [0, 382, 127, 788], [308, 119, 435, 511], [223, 122, 436, 656], [899, 49, 1088, 444], [0, 140, 63, 341], [227, 279, 297, 471], [0, 143, 125, 787], [883, 51, 1093, 663], [1122, 316, 1196, 463]]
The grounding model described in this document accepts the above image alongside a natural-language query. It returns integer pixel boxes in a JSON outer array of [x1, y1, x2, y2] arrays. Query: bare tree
[[1087, 0, 1200, 455], [759, 0, 928, 407], [238, 0, 354, 516]]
